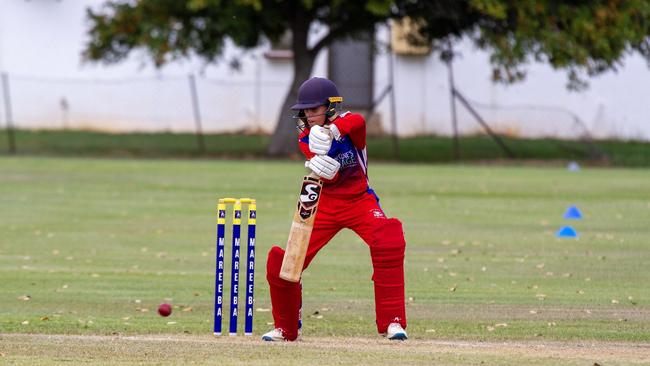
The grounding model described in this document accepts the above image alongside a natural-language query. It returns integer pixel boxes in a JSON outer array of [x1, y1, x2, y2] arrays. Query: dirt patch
[[1, 333, 649, 365]]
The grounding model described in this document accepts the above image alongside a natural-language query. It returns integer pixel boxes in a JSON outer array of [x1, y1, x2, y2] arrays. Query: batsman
[[263, 77, 408, 341]]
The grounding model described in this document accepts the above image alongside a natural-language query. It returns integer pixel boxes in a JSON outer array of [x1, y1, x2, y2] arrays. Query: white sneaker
[[385, 322, 408, 340], [261, 328, 286, 341]]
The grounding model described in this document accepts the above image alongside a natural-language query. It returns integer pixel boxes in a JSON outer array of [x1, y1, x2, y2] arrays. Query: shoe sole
[[388, 333, 408, 341]]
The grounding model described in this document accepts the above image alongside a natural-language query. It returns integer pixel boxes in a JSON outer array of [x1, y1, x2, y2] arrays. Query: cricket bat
[[279, 172, 323, 282]]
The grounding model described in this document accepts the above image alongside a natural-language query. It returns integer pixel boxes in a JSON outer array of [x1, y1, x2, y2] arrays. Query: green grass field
[[1, 157, 649, 365], [3, 129, 650, 165]]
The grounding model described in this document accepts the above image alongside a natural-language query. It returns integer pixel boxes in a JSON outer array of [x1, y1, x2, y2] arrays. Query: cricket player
[[263, 77, 407, 341]]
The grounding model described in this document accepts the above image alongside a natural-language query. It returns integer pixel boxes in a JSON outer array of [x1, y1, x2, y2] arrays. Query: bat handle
[[304, 125, 331, 182]]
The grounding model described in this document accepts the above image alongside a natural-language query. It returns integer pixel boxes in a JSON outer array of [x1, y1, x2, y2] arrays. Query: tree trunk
[[267, 9, 315, 156]]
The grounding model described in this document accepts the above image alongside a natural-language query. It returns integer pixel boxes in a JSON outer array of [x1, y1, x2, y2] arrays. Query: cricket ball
[[158, 303, 172, 317]]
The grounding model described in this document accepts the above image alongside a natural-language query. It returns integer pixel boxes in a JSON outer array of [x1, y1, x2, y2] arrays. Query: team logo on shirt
[[335, 151, 357, 169], [370, 209, 386, 218]]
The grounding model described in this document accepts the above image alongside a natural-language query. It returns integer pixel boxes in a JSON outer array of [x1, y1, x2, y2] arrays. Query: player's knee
[[266, 245, 285, 280], [372, 218, 406, 249], [370, 218, 406, 265], [266, 246, 301, 287]]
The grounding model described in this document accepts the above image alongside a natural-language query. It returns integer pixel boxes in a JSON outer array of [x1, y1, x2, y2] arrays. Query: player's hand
[[308, 125, 332, 155], [305, 155, 340, 180]]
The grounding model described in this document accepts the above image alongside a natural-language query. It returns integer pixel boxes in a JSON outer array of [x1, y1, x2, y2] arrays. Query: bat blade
[[279, 173, 323, 282]]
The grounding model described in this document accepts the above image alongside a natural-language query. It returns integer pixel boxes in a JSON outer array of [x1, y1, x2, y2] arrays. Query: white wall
[[373, 26, 650, 140], [1, 1, 648, 140], [0, 0, 303, 133]]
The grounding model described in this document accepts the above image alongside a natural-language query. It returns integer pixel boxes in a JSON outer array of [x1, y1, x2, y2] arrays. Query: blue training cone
[[563, 205, 582, 220], [567, 161, 581, 172], [556, 226, 578, 238]]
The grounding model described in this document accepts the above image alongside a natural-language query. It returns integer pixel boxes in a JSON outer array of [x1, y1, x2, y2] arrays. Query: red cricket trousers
[[266, 191, 407, 340]]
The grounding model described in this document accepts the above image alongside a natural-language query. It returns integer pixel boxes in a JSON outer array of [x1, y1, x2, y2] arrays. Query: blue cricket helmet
[[291, 77, 343, 110]]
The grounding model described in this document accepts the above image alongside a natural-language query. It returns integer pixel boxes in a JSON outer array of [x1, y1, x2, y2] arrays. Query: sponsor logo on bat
[[299, 183, 321, 207]]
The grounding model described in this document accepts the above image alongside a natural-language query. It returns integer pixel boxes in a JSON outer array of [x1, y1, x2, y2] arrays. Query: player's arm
[[330, 113, 366, 149], [298, 133, 316, 159]]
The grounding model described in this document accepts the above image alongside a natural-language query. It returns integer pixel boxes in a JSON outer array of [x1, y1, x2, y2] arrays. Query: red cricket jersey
[[298, 112, 370, 198]]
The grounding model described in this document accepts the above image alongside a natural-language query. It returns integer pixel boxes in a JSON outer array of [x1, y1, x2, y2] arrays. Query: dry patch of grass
[[1, 333, 649, 366]]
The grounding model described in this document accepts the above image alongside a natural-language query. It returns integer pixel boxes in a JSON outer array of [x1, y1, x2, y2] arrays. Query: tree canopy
[[85, 0, 650, 155]]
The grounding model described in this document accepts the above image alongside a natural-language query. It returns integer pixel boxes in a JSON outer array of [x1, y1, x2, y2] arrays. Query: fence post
[[188, 74, 206, 154], [446, 57, 460, 160], [1, 72, 16, 154], [453, 89, 516, 158], [387, 44, 399, 159]]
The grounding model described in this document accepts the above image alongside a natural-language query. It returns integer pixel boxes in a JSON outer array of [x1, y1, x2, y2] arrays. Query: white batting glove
[[308, 125, 332, 155], [305, 155, 340, 180], [330, 123, 342, 141]]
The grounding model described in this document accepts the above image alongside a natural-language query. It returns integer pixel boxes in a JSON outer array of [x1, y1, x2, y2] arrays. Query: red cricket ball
[[158, 303, 172, 317]]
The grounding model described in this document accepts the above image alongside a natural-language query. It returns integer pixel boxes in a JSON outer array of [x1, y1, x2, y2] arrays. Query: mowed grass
[[0, 157, 649, 364], [3, 129, 650, 165]]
